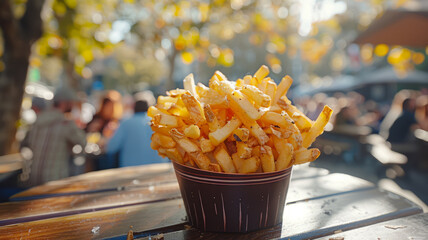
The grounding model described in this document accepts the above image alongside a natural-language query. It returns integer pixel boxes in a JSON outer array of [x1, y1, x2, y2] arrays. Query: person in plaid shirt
[[20, 88, 86, 187]]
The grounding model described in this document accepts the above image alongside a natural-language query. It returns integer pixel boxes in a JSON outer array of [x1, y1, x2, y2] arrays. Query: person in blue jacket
[[107, 97, 167, 167]]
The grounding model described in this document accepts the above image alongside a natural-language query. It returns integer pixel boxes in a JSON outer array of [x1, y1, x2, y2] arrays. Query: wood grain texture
[[287, 173, 374, 203], [0, 182, 180, 226], [315, 213, 428, 240], [11, 163, 174, 199], [135, 189, 422, 240], [0, 198, 187, 240]]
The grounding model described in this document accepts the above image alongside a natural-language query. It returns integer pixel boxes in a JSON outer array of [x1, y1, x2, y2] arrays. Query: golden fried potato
[[150, 65, 332, 173]]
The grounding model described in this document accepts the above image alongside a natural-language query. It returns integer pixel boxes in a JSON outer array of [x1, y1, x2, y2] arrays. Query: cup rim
[[171, 160, 292, 179]]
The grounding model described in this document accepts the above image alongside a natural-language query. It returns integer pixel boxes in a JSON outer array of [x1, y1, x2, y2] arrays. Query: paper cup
[[172, 161, 292, 233]]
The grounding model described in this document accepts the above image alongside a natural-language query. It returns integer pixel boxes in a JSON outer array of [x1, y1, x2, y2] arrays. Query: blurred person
[[387, 97, 418, 143], [334, 105, 359, 126], [20, 87, 86, 187], [106, 97, 166, 167], [85, 95, 119, 138], [355, 100, 385, 134], [379, 90, 414, 139], [31, 97, 47, 115], [85, 91, 123, 170]]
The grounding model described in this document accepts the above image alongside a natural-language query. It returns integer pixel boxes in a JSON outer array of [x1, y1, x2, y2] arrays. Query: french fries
[[149, 65, 332, 174]]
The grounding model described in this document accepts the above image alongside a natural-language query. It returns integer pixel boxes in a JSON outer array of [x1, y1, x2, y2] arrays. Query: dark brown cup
[[172, 161, 292, 233]]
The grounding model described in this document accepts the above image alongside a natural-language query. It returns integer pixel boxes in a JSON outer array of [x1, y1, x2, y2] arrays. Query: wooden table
[[0, 163, 424, 239]]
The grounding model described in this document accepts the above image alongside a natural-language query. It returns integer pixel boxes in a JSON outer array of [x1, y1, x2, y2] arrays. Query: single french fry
[[157, 96, 178, 110], [148, 106, 167, 118], [302, 105, 333, 148], [184, 125, 200, 139], [294, 148, 320, 165], [181, 93, 206, 125], [200, 137, 215, 153], [241, 85, 271, 108], [236, 141, 252, 159], [203, 104, 220, 132], [164, 148, 184, 164], [151, 125, 173, 136], [188, 151, 211, 170], [260, 111, 293, 129], [291, 112, 313, 133], [209, 74, 221, 91], [153, 113, 179, 127], [265, 80, 277, 101], [273, 75, 293, 106], [235, 78, 244, 87], [231, 153, 244, 170], [209, 163, 222, 172], [253, 65, 269, 83], [195, 82, 209, 97], [239, 156, 260, 173], [214, 144, 237, 173], [209, 117, 241, 146], [259, 146, 275, 172], [167, 89, 188, 97], [214, 70, 228, 82], [217, 80, 235, 96], [276, 143, 293, 171], [169, 129, 200, 153], [264, 126, 282, 139], [272, 135, 288, 154], [243, 75, 252, 85], [152, 132, 176, 149], [183, 73, 198, 99], [257, 77, 268, 92], [227, 90, 262, 120]]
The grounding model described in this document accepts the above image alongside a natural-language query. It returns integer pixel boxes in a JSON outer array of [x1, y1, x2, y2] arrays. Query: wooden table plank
[[0, 153, 23, 174], [315, 212, 428, 240], [11, 164, 329, 201], [0, 173, 367, 226], [0, 182, 181, 226], [11, 163, 174, 200], [290, 164, 329, 180], [134, 189, 422, 240], [0, 198, 187, 240], [287, 173, 374, 203]]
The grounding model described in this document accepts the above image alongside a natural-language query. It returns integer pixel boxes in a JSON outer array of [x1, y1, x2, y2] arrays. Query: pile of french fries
[[149, 65, 333, 174]]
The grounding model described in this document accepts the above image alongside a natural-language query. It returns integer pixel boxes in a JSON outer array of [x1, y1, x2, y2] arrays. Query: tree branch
[[0, 0, 20, 48], [21, 0, 46, 44]]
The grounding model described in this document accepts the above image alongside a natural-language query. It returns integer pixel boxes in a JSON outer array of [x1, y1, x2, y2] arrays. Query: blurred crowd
[[18, 88, 166, 188], [295, 89, 428, 137], [294, 89, 428, 168]]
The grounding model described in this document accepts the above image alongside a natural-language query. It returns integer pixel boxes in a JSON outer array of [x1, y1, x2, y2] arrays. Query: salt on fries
[[149, 65, 333, 173]]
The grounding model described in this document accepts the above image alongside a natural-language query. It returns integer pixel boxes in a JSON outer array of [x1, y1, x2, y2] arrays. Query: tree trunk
[[0, 0, 45, 155], [0, 46, 30, 155]]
